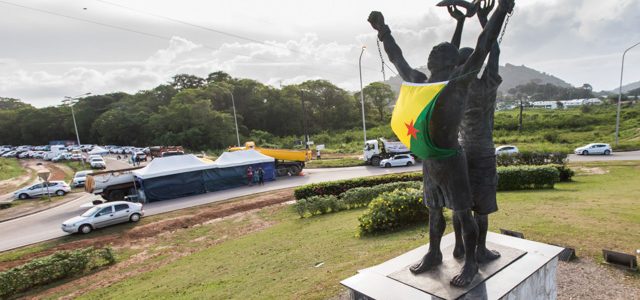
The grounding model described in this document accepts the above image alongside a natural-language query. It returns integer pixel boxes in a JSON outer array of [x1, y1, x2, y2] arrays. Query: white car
[[14, 181, 71, 199], [71, 170, 93, 188], [495, 145, 519, 155], [90, 157, 107, 169], [380, 154, 416, 168], [61, 201, 144, 234], [574, 143, 612, 155]]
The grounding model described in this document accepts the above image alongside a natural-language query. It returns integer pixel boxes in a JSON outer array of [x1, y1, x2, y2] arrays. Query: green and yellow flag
[[391, 81, 457, 160]]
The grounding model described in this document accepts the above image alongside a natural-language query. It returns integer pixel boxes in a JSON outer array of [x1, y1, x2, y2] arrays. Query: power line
[[0, 0, 362, 79]]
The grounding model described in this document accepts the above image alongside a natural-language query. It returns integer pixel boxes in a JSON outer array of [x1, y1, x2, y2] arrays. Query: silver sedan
[[61, 201, 144, 234]]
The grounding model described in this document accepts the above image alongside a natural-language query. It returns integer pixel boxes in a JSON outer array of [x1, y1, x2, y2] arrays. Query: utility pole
[[300, 90, 309, 149], [518, 97, 523, 132], [359, 46, 368, 145], [62, 92, 91, 167], [616, 41, 640, 146]]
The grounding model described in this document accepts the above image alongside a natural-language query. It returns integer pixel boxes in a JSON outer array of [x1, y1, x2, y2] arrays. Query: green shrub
[[358, 188, 428, 235], [293, 195, 342, 217], [340, 181, 423, 209], [294, 172, 422, 200], [496, 152, 567, 166], [0, 247, 115, 298], [551, 164, 575, 182], [497, 165, 559, 190]]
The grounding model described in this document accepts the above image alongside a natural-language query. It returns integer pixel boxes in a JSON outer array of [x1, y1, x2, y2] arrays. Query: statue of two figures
[[368, 0, 515, 288]]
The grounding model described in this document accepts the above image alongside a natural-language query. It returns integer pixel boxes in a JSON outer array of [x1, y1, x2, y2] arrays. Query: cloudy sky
[[1, 0, 639, 107]]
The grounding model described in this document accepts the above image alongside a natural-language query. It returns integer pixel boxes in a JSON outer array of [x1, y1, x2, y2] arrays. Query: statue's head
[[457, 47, 474, 66], [427, 42, 459, 74]]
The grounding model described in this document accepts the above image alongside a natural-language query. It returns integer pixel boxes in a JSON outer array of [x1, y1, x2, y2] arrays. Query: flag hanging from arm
[[391, 81, 458, 160]]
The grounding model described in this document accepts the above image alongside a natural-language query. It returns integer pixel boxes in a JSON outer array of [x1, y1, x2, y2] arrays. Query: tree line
[[0, 72, 396, 150]]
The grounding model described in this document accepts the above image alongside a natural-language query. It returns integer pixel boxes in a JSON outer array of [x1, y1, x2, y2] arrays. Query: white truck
[[85, 166, 143, 201], [363, 138, 411, 166]]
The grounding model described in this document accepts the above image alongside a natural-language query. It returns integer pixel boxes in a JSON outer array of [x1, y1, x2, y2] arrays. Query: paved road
[[0, 160, 421, 252], [567, 150, 640, 162]]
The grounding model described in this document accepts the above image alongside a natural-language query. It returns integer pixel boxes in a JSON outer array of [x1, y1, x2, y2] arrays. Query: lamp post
[[62, 92, 91, 167], [615, 41, 640, 146], [218, 88, 240, 147], [359, 45, 367, 145]]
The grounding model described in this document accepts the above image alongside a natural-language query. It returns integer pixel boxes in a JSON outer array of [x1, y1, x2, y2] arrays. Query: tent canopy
[[213, 150, 274, 168], [89, 146, 109, 155], [133, 154, 214, 179]]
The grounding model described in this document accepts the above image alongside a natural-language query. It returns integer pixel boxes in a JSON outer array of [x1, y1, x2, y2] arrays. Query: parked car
[[2, 151, 17, 158], [133, 151, 147, 161], [574, 143, 612, 155], [495, 145, 519, 155], [52, 153, 71, 162], [71, 170, 93, 188], [61, 201, 144, 234], [13, 181, 71, 199], [90, 157, 107, 169], [379, 154, 415, 168]]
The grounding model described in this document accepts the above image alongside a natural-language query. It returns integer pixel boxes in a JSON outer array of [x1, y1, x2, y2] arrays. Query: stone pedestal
[[341, 232, 563, 300]]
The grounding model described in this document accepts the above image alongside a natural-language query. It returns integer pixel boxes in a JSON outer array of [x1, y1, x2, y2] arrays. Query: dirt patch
[[0, 161, 35, 196], [576, 167, 609, 175], [44, 162, 70, 181]]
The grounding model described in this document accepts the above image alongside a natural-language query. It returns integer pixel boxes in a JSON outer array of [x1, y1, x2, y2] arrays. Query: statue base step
[[341, 232, 563, 300]]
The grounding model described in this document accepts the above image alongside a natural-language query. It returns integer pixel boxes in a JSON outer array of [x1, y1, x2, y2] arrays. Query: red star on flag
[[405, 119, 419, 139]]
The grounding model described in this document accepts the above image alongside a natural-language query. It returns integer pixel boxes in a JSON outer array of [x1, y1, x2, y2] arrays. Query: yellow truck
[[229, 142, 312, 176]]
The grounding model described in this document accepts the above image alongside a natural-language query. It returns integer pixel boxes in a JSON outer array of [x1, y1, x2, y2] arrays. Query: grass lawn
[[68, 161, 640, 300], [0, 158, 24, 181], [306, 158, 365, 168]]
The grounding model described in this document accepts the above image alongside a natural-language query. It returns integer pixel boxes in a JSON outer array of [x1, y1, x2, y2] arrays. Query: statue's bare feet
[[410, 251, 442, 274], [450, 262, 478, 287], [476, 247, 501, 263], [453, 242, 465, 259]]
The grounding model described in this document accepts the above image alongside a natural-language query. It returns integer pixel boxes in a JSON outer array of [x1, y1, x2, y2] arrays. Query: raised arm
[[448, 6, 466, 49], [477, 0, 494, 28], [368, 11, 427, 83], [461, 0, 513, 77]]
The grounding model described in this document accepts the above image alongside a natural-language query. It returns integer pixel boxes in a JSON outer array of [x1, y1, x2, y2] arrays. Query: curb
[[0, 193, 84, 224]]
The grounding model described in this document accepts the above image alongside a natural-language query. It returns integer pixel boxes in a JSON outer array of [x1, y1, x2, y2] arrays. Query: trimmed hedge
[[340, 181, 423, 209], [294, 181, 423, 218], [294, 172, 422, 200], [0, 247, 116, 298], [497, 165, 559, 190], [358, 188, 428, 235], [293, 195, 342, 217], [497, 152, 567, 167]]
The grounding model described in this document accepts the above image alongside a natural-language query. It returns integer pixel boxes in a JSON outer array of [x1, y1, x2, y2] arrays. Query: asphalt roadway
[[0, 158, 422, 252], [567, 150, 640, 162]]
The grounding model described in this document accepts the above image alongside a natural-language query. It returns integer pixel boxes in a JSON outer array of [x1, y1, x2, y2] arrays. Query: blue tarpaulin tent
[[133, 151, 275, 202]]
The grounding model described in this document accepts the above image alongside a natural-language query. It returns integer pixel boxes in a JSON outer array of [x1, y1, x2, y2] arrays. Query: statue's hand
[[498, 0, 514, 13], [447, 5, 466, 21], [367, 11, 386, 31], [478, 0, 495, 19]]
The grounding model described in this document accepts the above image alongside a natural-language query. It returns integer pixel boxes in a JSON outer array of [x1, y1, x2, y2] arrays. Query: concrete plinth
[[341, 232, 563, 300]]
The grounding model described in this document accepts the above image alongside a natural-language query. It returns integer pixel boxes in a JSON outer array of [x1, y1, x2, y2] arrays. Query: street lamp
[[358, 45, 367, 145], [615, 41, 640, 146], [62, 92, 91, 166], [220, 88, 241, 147]]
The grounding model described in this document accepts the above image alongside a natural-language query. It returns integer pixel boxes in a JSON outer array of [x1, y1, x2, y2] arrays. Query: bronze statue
[[450, 0, 503, 264], [368, 0, 514, 287]]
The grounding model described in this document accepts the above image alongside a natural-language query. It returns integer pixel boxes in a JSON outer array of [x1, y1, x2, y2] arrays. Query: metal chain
[[376, 38, 386, 81], [498, 10, 512, 45]]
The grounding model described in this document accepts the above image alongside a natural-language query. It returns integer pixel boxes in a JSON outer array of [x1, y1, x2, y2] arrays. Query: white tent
[[88, 146, 109, 155], [213, 150, 275, 168], [133, 154, 215, 179]]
